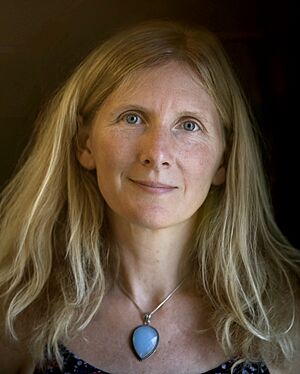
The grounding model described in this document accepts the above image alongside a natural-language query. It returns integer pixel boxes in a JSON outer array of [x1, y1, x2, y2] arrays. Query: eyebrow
[[109, 104, 149, 117]]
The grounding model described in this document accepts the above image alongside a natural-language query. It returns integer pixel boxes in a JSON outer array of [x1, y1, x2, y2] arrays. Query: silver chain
[[118, 279, 185, 325]]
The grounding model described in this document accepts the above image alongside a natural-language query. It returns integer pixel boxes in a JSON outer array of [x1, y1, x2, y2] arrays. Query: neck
[[108, 210, 196, 310]]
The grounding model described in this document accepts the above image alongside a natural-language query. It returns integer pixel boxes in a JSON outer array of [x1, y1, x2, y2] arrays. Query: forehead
[[100, 61, 218, 116], [118, 61, 202, 93]]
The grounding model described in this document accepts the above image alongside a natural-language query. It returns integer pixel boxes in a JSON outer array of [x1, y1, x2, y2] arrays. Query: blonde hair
[[0, 20, 299, 368]]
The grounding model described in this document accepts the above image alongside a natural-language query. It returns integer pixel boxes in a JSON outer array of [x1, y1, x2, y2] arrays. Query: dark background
[[0, 1, 298, 248]]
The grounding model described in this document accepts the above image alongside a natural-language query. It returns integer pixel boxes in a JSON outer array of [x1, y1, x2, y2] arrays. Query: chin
[[127, 210, 188, 231]]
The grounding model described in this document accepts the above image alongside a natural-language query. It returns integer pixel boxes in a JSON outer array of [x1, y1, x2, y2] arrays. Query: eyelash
[[118, 112, 203, 132]]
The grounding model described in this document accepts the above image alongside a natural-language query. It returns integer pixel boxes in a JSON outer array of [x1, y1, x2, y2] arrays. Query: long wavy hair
[[0, 20, 299, 368]]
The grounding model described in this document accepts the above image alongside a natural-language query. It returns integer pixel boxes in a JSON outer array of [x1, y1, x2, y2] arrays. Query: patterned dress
[[34, 345, 270, 374]]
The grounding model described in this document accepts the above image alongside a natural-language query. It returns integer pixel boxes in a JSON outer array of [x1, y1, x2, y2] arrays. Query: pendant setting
[[131, 313, 159, 360], [119, 280, 185, 361]]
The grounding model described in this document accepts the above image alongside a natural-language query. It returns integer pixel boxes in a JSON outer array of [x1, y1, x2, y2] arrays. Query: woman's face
[[78, 61, 225, 230]]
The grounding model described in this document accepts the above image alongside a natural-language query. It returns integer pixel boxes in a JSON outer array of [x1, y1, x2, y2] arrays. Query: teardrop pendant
[[118, 280, 185, 361], [131, 324, 159, 360]]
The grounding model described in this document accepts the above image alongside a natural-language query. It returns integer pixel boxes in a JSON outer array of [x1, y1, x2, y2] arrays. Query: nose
[[138, 126, 174, 169]]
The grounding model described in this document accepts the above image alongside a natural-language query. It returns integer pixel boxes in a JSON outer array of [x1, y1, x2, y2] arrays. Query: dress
[[34, 345, 270, 374]]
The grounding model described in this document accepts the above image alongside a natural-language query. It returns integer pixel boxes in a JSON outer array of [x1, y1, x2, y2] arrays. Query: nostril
[[142, 159, 170, 167], [140, 155, 171, 168]]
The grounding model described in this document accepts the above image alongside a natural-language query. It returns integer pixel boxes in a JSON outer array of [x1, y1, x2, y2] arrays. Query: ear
[[76, 124, 96, 170], [212, 165, 226, 186]]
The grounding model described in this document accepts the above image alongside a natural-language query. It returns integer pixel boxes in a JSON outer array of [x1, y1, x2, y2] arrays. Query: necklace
[[119, 279, 185, 361]]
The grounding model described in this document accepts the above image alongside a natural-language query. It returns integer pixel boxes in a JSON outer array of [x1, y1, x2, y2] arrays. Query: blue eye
[[182, 121, 200, 132], [125, 113, 142, 125]]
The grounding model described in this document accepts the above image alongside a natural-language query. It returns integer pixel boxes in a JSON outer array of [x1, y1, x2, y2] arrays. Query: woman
[[0, 20, 299, 374]]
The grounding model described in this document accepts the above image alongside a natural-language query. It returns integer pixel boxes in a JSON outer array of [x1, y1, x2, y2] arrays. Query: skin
[[78, 60, 226, 303], [75, 61, 300, 373], [80, 62, 225, 231], [73, 61, 231, 372]]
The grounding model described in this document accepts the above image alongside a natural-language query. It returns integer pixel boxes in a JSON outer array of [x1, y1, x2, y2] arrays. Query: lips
[[129, 178, 178, 190]]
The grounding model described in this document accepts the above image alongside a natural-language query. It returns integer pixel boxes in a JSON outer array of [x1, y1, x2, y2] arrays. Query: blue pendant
[[132, 324, 159, 360]]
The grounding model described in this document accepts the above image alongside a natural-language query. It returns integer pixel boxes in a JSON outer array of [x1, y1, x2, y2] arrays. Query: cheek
[[182, 146, 222, 188], [92, 133, 136, 182]]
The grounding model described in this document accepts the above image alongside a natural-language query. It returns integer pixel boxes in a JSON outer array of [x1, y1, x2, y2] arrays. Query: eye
[[182, 120, 200, 132], [124, 113, 142, 125]]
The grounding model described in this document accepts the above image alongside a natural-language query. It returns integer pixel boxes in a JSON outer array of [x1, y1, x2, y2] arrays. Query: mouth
[[128, 178, 178, 192]]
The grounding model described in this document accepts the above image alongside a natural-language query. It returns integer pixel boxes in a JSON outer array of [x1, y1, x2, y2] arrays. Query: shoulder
[[268, 293, 300, 373], [0, 334, 35, 374], [267, 350, 300, 373], [268, 356, 300, 374], [0, 316, 35, 374]]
